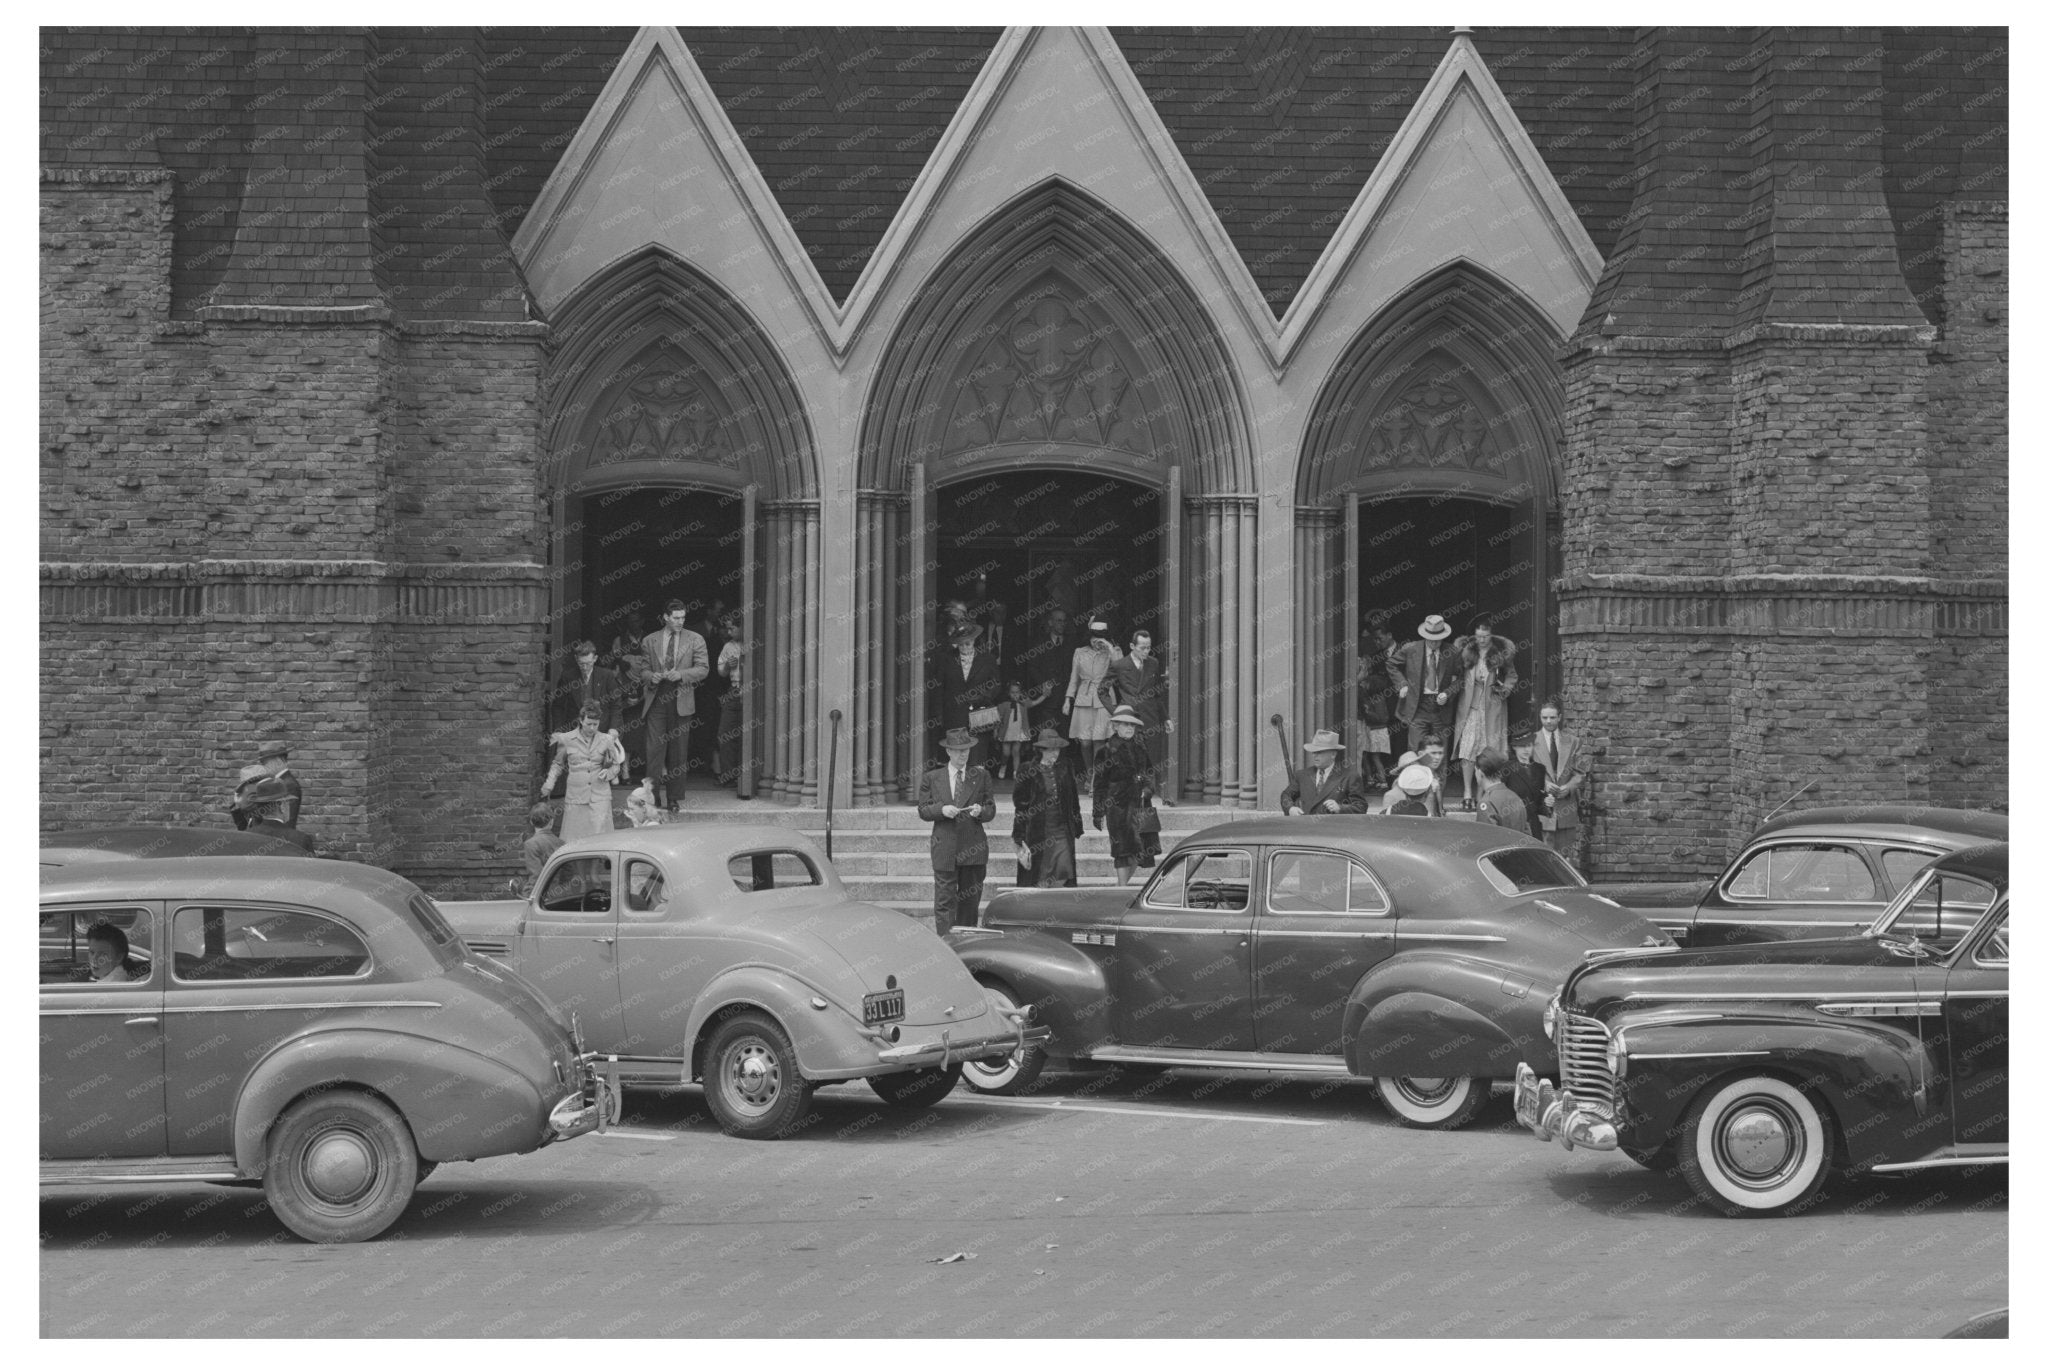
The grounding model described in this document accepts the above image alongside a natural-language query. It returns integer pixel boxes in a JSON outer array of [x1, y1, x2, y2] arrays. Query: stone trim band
[[1560, 576, 2005, 638], [41, 560, 549, 625]]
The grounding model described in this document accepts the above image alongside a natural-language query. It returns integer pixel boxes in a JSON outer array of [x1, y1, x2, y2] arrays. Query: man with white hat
[[1281, 729, 1371, 816], [1388, 614, 1464, 755], [917, 727, 997, 932]]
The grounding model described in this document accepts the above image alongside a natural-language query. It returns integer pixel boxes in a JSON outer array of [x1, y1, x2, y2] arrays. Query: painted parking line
[[947, 1096, 1324, 1127], [592, 1127, 679, 1141]]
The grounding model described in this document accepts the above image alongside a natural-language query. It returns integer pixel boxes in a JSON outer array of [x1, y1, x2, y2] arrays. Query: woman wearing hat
[[938, 620, 1001, 770], [545, 702, 627, 841], [1450, 622, 1517, 811], [1063, 620, 1121, 776], [1092, 706, 1158, 885], [1386, 762, 1438, 816], [1011, 726, 1082, 888]]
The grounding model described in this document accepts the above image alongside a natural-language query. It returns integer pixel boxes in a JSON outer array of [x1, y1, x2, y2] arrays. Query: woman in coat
[[1092, 705, 1159, 885], [546, 702, 626, 841], [1451, 623, 1517, 810], [1063, 620, 1120, 776]]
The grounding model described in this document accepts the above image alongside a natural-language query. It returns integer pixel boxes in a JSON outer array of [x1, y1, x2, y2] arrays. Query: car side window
[[539, 856, 613, 914], [41, 907, 154, 987], [1892, 874, 1996, 950], [172, 906, 371, 982], [1266, 852, 1387, 916], [726, 851, 824, 892], [1974, 911, 2009, 967], [1725, 843, 1876, 902], [623, 859, 668, 914], [1881, 847, 1941, 890], [1141, 850, 1250, 912]]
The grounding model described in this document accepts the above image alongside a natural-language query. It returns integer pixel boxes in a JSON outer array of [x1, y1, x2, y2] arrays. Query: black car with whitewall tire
[[1517, 843, 2008, 1216]]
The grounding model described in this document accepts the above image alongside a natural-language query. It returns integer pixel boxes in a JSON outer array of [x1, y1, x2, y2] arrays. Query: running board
[[41, 1156, 242, 1185], [1869, 1145, 2009, 1173], [1083, 1047, 1352, 1075]]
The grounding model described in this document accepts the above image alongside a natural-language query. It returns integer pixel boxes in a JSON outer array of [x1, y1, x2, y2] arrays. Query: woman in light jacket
[[546, 703, 626, 841], [1063, 619, 1120, 776]]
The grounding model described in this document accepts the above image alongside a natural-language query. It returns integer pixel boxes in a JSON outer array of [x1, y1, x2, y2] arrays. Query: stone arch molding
[[542, 247, 817, 501], [860, 179, 1253, 496]]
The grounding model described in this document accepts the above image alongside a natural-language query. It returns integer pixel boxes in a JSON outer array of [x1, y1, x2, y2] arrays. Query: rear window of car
[[1478, 848, 1584, 895], [728, 850, 823, 892]]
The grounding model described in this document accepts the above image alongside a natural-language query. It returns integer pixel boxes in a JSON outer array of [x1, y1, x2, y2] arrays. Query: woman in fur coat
[[1452, 623, 1517, 809]]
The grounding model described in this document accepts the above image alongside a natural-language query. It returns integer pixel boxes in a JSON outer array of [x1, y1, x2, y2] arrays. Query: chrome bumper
[[876, 1024, 1051, 1067], [1513, 1062, 1618, 1152], [548, 1054, 619, 1141]]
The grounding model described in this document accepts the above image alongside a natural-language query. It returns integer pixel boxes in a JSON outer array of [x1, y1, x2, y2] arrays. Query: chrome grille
[[1557, 1012, 1616, 1107]]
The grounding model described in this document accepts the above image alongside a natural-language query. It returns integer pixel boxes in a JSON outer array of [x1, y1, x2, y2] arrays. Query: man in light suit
[[1281, 729, 1373, 815], [918, 727, 997, 933], [1531, 700, 1593, 871], [1388, 613, 1464, 755], [640, 599, 710, 811]]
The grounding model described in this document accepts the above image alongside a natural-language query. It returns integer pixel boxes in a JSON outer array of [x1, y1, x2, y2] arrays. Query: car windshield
[[1867, 866, 1998, 955], [1478, 847, 1584, 895]]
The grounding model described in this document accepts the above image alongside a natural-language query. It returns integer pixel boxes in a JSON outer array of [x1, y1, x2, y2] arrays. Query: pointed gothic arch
[[541, 247, 822, 802], [1293, 264, 1567, 743], [851, 180, 1260, 805]]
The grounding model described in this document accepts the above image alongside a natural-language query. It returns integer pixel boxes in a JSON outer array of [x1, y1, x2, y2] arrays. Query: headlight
[[1542, 993, 1561, 1040], [1605, 1032, 1628, 1080]]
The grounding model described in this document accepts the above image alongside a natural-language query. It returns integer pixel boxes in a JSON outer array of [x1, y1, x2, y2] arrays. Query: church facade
[[40, 27, 2007, 888]]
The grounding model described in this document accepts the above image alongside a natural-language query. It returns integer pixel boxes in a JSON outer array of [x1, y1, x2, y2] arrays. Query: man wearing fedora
[[1281, 729, 1372, 816], [256, 739, 302, 827], [228, 764, 315, 851], [937, 620, 1002, 770], [917, 728, 998, 932], [1389, 614, 1465, 755], [1011, 726, 1081, 889]]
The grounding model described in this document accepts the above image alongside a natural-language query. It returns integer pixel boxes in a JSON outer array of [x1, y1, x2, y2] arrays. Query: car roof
[[40, 855, 420, 914], [40, 825, 315, 865], [1753, 805, 2007, 843], [1926, 842, 2007, 891], [552, 822, 840, 875], [1176, 815, 1543, 861]]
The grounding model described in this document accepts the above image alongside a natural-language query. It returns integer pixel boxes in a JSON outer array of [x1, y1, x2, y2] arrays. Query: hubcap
[[1717, 1100, 1801, 1185], [1395, 1077, 1455, 1104], [302, 1129, 377, 1204], [728, 1041, 780, 1108]]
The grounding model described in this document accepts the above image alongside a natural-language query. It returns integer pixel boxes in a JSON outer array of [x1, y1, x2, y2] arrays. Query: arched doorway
[[1296, 267, 1565, 748], [855, 183, 1252, 804], [540, 249, 819, 801]]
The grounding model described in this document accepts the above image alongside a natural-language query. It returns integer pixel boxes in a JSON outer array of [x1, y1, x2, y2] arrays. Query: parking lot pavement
[[41, 1071, 2007, 1338]]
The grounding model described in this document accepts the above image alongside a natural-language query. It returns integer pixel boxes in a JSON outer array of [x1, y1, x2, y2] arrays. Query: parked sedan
[[949, 817, 1675, 1128], [435, 825, 1040, 1139], [1518, 843, 2008, 1215], [40, 857, 607, 1243], [1608, 805, 2004, 948]]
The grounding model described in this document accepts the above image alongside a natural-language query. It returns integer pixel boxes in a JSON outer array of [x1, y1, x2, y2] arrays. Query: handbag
[[1133, 802, 1161, 836], [967, 706, 1001, 731]]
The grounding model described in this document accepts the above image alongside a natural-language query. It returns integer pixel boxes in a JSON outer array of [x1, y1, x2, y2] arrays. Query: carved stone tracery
[[589, 343, 740, 469], [1359, 361, 1508, 474], [942, 287, 1151, 457]]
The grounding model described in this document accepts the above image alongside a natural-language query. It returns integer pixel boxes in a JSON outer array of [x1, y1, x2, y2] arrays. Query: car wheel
[[414, 1160, 439, 1185], [703, 1012, 814, 1140], [1374, 1075, 1489, 1129], [262, 1091, 419, 1244], [868, 1064, 962, 1109], [960, 980, 1048, 1096], [1675, 1073, 1836, 1217]]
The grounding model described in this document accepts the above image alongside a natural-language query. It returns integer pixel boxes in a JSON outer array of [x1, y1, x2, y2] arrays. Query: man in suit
[[1531, 700, 1593, 870], [1281, 730, 1372, 815], [1388, 614, 1464, 755], [1472, 748, 1532, 837], [918, 727, 997, 932], [550, 639, 623, 733], [640, 599, 710, 810], [1015, 606, 1073, 735], [937, 621, 1002, 770], [255, 740, 303, 827]]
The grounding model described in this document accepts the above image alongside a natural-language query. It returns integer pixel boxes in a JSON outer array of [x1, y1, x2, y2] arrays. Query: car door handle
[[124, 1016, 159, 1027], [596, 937, 616, 947]]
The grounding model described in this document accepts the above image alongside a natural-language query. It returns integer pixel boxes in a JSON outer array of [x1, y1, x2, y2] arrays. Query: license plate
[[862, 989, 905, 1025]]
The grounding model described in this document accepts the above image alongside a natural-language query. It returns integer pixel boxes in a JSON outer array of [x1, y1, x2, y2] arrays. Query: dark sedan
[[950, 817, 1675, 1128]]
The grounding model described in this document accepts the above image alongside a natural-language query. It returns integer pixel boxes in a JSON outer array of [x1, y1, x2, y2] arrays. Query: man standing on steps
[[918, 727, 996, 933], [640, 598, 709, 811]]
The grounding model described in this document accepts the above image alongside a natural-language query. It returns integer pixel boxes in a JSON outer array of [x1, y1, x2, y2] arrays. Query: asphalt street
[[41, 1070, 2007, 1338]]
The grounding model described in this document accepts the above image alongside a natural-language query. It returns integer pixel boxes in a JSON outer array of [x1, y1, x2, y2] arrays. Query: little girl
[[995, 680, 1031, 779], [624, 776, 662, 827]]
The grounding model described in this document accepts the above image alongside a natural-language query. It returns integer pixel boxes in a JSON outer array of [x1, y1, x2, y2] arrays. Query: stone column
[[851, 491, 900, 805], [1293, 505, 1341, 740], [762, 499, 820, 804], [1187, 494, 1259, 807]]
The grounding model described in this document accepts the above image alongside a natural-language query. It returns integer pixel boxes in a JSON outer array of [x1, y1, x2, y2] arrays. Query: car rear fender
[[680, 966, 883, 1081], [233, 1028, 550, 1172], [949, 930, 1111, 1056], [1610, 1016, 1928, 1164], [1344, 952, 1548, 1079]]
